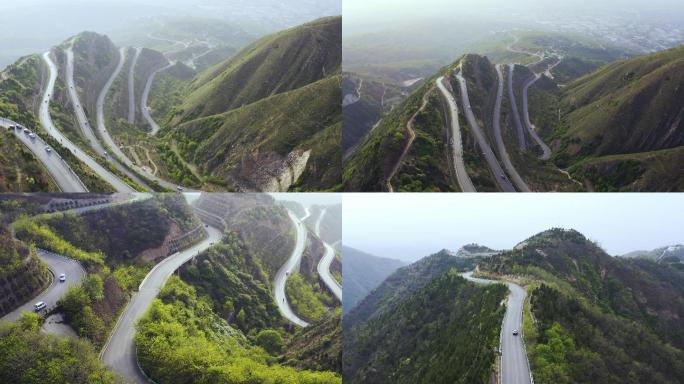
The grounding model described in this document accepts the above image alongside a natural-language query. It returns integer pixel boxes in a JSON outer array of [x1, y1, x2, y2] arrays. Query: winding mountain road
[[140, 61, 174, 135], [127, 47, 141, 124], [0, 117, 87, 192], [455, 72, 516, 192], [521, 74, 552, 160], [314, 208, 341, 301], [436, 76, 476, 192], [41, 51, 134, 192], [101, 225, 221, 384], [1, 250, 86, 324], [273, 208, 311, 327], [463, 272, 532, 384], [493, 65, 530, 192], [96, 47, 180, 191], [68, 46, 149, 190]]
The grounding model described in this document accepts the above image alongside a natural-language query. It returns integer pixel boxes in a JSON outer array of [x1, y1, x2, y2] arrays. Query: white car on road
[[59, 273, 66, 282], [34, 302, 46, 311]]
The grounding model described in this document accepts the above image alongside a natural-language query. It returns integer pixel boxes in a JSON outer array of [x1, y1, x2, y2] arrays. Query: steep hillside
[[479, 228, 684, 383], [342, 72, 406, 154], [549, 46, 684, 190], [178, 230, 283, 334], [0, 225, 51, 317], [136, 276, 341, 384], [343, 269, 507, 383], [68, 32, 119, 124], [0, 316, 119, 383], [344, 53, 580, 192], [341, 246, 405, 315], [344, 250, 466, 327], [0, 55, 61, 191], [284, 310, 341, 373], [174, 16, 341, 122], [144, 16, 342, 191]]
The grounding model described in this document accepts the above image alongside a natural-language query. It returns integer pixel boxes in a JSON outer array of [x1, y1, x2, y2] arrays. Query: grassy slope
[[176, 16, 341, 123], [549, 45, 684, 190], [173, 75, 341, 190]]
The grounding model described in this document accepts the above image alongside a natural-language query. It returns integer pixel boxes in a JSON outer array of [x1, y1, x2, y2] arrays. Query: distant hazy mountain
[[342, 246, 405, 315], [343, 249, 507, 383], [621, 244, 684, 263]]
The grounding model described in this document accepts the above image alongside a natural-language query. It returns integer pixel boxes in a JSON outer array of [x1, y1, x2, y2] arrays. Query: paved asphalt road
[[1, 250, 86, 323], [493, 65, 530, 192], [96, 47, 179, 192], [140, 61, 174, 136], [435, 76, 476, 192], [463, 272, 532, 384], [455, 72, 516, 192], [101, 225, 222, 384], [507, 64, 528, 151], [128, 47, 142, 124], [273, 208, 311, 327], [521, 74, 552, 161], [0, 117, 87, 192], [314, 208, 342, 301], [65, 46, 146, 191], [41, 51, 134, 192]]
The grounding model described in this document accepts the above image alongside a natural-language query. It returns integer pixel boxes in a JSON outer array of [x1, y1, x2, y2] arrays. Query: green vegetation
[[13, 216, 105, 266], [0, 313, 118, 384], [343, 269, 507, 384], [285, 273, 330, 322], [480, 228, 684, 383], [0, 224, 51, 317], [17, 194, 198, 268], [284, 309, 341, 372], [137, 16, 343, 191], [136, 276, 341, 384], [179, 230, 282, 334], [0, 55, 58, 191], [548, 45, 684, 190], [344, 250, 474, 326]]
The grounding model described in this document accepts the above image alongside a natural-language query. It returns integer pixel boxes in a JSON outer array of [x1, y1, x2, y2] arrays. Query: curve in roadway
[[140, 61, 174, 136], [462, 272, 532, 384], [314, 209, 341, 301], [493, 65, 530, 192], [41, 51, 135, 193], [521, 74, 552, 161], [435, 76, 476, 192], [1, 249, 86, 323], [273, 208, 311, 327], [65, 46, 146, 191], [101, 225, 222, 384], [0, 117, 87, 192], [455, 72, 516, 192], [96, 47, 179, 191]]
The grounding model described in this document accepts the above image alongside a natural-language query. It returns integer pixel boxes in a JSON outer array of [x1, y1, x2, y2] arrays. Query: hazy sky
[[0, 0, 340, 68], [343, 193, 684, 262], [344, 0, 684, 35]]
